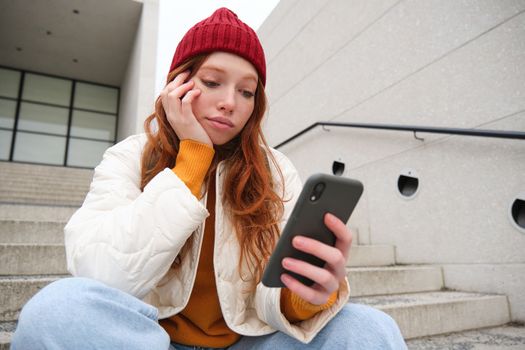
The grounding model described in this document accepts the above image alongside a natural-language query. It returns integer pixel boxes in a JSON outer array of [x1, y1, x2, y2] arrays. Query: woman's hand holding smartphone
[[160, 71, 212, 146], [262, 174, 363, 306], [280, 213, 353, 306]]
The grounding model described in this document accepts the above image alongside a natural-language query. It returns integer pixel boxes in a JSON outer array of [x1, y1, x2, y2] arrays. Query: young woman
[[12, 8, 406, 350]]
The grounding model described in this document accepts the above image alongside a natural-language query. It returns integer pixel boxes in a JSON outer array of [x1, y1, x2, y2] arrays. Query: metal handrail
[[274, 122, 525, 149]]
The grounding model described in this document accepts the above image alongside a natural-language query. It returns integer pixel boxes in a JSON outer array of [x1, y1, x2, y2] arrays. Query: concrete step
[[0, 204, 77, 221], [0, 275, 64, 322], [0, 184, 89, 197], [354, 291, 511, 340], [0, 180, 91, 193], [0, 189, 87, 200], [0, 195, 84, 207], [347, 265, 443, 297], [406, 323, 525, 349], [0, 161, 94, 179], [0, 180, 90, 190], [0, 220, 67, 244], [0, 193, 87, 207], [0, 174, 92, 184], [347, 244, 396, 267], [0, 174, 91, 184], [0, 162, 92, 207], [0, 167, 92, 178], [0, 244, 67, 275]]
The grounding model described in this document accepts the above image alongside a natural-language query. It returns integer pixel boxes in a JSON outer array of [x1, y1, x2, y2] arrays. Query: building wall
[[119, 0, 159, 141], [258, 0, 525, 321]]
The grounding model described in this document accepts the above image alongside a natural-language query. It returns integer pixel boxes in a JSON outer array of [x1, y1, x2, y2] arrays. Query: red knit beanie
[[169, 7, 266, 86]]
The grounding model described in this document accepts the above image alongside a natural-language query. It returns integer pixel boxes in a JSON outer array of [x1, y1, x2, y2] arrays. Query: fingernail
[[293, 236, 305, 247], [282, 258, 292, 268]]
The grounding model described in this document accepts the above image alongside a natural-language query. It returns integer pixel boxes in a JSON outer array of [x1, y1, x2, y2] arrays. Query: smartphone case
[[262, 173, 363, 288]]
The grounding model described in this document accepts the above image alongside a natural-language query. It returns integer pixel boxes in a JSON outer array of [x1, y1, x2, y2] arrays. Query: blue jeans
[[12, 277, 407, 349]]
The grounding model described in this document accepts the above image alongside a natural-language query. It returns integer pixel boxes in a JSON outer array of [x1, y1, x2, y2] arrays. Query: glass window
[[13, 132, 66, 165], [0, 98, 17, 129], [70, 110, 115, 140], [22, 74, 72, 106], [1, 68, 118, 167], [0, 130, 13, 160], [74, 83, 118, 114], [18, 102, 69, 135], [67, 138, 111, 167], [0, 68, 21, 98]]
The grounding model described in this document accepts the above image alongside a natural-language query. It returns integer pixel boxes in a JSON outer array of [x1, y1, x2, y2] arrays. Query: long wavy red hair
[[140, 53, 285, 286]]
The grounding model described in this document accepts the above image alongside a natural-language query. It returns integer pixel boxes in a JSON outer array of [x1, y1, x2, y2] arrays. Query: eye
[[241, 90, 255, 98], [202, 80, 219, 88]]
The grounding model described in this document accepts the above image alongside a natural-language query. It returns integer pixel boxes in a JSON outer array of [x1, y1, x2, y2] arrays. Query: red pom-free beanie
[[169, 7, 266, 86]]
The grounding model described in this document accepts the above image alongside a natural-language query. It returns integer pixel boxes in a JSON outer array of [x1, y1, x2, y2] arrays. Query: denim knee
[[11, 277, 97, 348], [15, 277, 158, 328], [337, 303, 399, 328], [20, 278, 102, 318], [12, 277, 168, 350], [21, 278, 101, 318], [326, 304, 407, 349]]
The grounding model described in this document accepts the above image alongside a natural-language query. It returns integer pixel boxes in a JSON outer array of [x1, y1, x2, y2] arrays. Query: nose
[[217, 88, 236, 114]]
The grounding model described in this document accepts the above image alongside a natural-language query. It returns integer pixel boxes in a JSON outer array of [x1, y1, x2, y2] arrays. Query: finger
[[292, 236, 347, 280], [180, 89, 201, 114], [281, 274, 331, 306], [167, 80, 194, 100], [161, 75, 191, 113], [282, 257, 339, 293], [166, 70, 191, 91], [324, 213, 353, 259], [164, 73, 191, 99], [165, 82, 195, 118]]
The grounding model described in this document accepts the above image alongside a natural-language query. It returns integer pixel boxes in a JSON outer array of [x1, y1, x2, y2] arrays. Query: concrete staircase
[[0, 161, 522, 349], [345, 240, 512, 342], [0, 161, 90, 349]]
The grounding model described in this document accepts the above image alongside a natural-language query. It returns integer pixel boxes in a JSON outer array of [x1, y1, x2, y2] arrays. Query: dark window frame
[[0, 65, 120, 169]]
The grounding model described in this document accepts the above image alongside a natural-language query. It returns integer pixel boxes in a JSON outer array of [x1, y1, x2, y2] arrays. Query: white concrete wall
[[259, 0, 525, 321], [118, 0, 159, 141]]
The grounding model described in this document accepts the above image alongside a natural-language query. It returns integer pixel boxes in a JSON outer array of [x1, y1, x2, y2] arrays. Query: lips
[[207, 116, 234, 129]]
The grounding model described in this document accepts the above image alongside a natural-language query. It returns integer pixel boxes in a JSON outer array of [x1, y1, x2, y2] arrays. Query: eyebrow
[[199, 66, 258, 83]]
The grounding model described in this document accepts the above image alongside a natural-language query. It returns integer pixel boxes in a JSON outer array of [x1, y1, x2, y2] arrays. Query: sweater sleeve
[[280, 288, 338, 323], [172, 140, 215, 199]]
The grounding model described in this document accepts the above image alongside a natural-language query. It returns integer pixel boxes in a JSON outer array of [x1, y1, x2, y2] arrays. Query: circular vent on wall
[[332, 160, 345, 176], [397, 169, 419, 199], [509, 193, 525, 233]]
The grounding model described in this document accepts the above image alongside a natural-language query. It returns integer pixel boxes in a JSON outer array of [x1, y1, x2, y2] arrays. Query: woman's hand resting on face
[[280, 213, 352, 305], [160, 71, 212, 146]]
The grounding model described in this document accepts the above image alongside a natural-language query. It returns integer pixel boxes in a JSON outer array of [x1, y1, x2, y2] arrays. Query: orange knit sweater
[[159, 140, 337, 347]]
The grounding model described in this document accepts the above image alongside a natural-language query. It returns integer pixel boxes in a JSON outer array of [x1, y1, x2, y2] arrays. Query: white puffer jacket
[[65, 133, 350, 343]]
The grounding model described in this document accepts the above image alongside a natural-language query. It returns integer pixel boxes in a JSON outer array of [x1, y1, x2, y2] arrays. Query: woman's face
[[190, 52, 258, 146]]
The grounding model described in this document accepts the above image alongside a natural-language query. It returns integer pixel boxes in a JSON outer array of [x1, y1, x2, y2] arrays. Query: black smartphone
[[262, 173, 363, 288]]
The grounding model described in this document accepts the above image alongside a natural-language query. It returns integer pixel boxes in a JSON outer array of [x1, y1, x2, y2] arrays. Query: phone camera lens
[[310, 182, 325, 202]]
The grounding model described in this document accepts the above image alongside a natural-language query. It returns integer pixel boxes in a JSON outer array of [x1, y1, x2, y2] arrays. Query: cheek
[[191, 94, 209, 119], [239, 101, 255, 123]]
